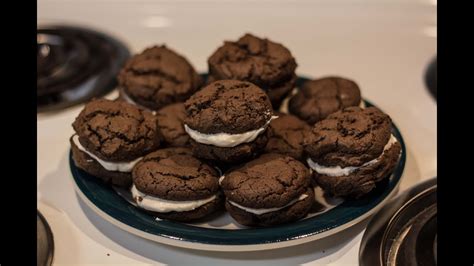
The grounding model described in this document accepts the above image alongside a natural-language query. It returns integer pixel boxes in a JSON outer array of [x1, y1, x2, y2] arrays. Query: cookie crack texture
[[118, 45, 201, 110], [132, 149, 219, 201], [208, 33, 297, 88], [150, 170, 214, 197], [221, 154, 310, 208], [184, 80, 273, 134], [304, 106, 392, 167], [83, 110, 152, 146], [72, 99, 160, 161]]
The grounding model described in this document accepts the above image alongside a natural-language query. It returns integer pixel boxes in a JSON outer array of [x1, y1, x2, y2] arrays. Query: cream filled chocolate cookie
[[208, 33, 297, 108], [220, 153, 313, 227], [289, 77, 362, 125], [184, 80, 275, 163], [131, 147, 224, 222], [70, 98, 161, 187], [304, 107, 401, 198], [118, 45, 202, 110]]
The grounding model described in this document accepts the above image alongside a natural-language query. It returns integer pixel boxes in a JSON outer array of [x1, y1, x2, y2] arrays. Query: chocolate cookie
[[131, 147, 223, 222], [264, 113, 311, 161], [220, 153, 313, 226], [208, 33, 297, 107], [118, 45, 202, 110], [304, 107, 401, 198], [289, 77, 362, 125], [155, 103, 189, 147], [184, 80, 274, 162], [207, 74, 295, 108], [266, 74, 297, 108], [70, 98, 161, 187]]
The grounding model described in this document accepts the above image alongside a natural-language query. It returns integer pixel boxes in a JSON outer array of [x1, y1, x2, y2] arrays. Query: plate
[[70, 76, 406, 251]]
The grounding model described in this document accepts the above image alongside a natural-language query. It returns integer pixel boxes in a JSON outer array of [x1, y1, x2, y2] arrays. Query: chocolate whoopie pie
[[184, 80, 275, 163], [118, 45, 202, 110], [155, 102, 190, 147], [304, 107, 401, 198], [289, 77, 362, 125], [264, 113, 312, 161], [70, 99, 161, 187], [220, 153, 313, 227], [131, 147, 224, 222], [208, 33, 297, 108]]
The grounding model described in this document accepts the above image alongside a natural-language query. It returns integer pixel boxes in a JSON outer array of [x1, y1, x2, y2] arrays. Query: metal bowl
[[37, 211, 54, 266], [359, 178, 437, 266]]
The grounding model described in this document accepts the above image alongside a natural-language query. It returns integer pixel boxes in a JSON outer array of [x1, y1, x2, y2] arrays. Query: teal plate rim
[[70, 75, 406, 250]]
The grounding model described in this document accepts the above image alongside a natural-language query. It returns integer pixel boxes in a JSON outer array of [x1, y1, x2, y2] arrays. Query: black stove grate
[[37, 26, 130, 113]]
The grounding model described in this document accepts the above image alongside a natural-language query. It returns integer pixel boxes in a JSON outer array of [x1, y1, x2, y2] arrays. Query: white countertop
[[37, 0, 436, 264]]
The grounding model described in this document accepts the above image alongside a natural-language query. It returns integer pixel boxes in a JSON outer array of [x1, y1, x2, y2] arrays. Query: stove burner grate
[[37, 26, 130, 112]]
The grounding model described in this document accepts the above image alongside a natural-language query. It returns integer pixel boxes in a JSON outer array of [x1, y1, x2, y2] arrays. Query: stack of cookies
[[117, 45, 202, 111], [288, 76, 363, 124], [208, 33, 298, 109], [183, 80, 275, 163], [69, 33, 401, 227], [70, 99, 161, 188]]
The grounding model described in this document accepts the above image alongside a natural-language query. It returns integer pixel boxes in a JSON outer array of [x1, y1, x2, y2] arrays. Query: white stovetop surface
[[37, 0, 436, 265]]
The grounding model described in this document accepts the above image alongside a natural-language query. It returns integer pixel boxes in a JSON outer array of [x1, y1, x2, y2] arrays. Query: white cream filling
[[228, 194, 308, 215], [278, 87, 298, 113], [359, 100, 366, 108], [184, 115, 278, 148], [131, 185, 216, 213], [307, 134, 398, 177], [218, 175, 225, 185], [72, 135, 141, 172]]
